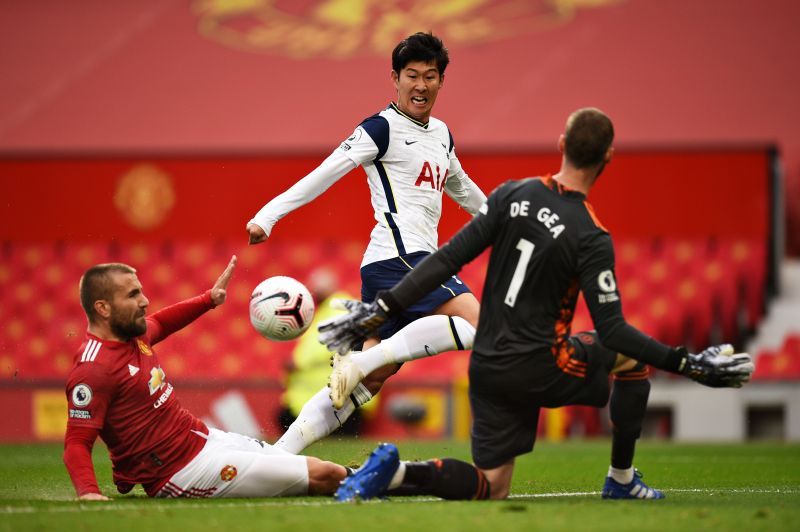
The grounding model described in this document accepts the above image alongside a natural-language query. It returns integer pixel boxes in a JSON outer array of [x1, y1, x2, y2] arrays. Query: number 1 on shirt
[[505, 238, 535, 307]]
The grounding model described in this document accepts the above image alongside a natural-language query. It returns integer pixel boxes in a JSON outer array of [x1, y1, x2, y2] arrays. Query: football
[[249, 276, 315, 341]]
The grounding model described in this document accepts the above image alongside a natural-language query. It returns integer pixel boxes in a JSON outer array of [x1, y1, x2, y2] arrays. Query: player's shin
[[349, 315, 475, 376], [608, 366, 651, 484], [275, 385, 370, 453], [387, 458, 490, 500]]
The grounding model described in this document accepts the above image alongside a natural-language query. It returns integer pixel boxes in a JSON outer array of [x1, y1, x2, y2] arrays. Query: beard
[[109, 311, 147, 340]]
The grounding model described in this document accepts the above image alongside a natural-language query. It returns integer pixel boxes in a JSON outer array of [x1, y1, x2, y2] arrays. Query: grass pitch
[[2, 439, 798, 531]]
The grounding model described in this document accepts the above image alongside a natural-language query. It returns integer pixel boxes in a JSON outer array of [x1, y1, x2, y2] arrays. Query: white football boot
[[329, 357, 366, 409]]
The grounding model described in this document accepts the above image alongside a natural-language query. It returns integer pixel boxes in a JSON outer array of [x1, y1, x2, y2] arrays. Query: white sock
[[608, 465, 634, 484], [274, 386, 357, 454], [349, 315, 475, 376], [388, 461, 407, 490]]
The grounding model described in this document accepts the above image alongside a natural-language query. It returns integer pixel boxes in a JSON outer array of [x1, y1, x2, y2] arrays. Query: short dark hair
[[564, 108, 615, 169], [392, 32, 450, 76], [79, 263, 136, 321]]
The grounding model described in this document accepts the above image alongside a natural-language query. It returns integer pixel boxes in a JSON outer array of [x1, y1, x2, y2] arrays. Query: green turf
[[2, 439, 799, 531]]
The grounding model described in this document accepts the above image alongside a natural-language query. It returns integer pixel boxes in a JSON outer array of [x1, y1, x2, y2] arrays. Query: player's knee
[[434, 293, 480, 328], [488, 480, 510, 500], [450, 316, 476, 350], [481, 464, 513, 500], [612, 355, 638, 373]]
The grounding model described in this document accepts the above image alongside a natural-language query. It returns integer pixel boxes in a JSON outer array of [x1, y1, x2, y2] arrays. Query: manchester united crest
[[192, 0, 623, 59], [114, 164, 175, 231], [220, 465, 238, 482], [137, 339, 153, 356]]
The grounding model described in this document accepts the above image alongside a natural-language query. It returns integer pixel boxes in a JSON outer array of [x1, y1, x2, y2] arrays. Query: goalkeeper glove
[[318, 292, 396, 355], [679, 344, 755, 388]]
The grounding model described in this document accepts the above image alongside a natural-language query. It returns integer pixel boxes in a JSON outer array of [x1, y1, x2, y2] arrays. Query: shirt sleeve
[[146, 290, 215, 345], [340, 115, 386, 165], [66, 363, 114, 430], [578, 232, 682, 372], [248, 148, 358, 237], [444, 147, 487, 216], [63, 425, 101, 496]]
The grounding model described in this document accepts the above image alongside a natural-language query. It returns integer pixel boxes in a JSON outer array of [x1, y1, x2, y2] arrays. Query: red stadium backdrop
[[0, 149, 773, 242], [0, 147, 777, 441]]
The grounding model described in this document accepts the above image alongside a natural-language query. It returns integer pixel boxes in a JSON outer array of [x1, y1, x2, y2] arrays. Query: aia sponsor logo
[[415, 161, 447, 191]]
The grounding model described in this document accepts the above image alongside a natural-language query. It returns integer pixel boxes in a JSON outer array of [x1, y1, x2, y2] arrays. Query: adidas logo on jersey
[[128, 364, 140, 376]]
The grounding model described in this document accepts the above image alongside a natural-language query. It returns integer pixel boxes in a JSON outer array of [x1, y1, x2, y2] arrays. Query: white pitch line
[[1, 487, 798, 515]]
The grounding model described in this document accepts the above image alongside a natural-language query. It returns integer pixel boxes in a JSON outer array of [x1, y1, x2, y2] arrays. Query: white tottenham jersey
[[250, 103, 486, 267]]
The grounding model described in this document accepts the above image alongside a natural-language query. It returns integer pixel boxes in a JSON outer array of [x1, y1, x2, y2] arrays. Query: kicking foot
[[329, 357, 366, 409]]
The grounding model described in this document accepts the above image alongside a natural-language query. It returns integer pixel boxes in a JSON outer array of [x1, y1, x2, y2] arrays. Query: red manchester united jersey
[[65, 293, 214, 495]]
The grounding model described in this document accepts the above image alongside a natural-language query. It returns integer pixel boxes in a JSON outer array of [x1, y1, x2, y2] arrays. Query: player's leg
[[467, 363, 540, 499], [331, 312, 477, 407], [571, 332, 664, 499], [336, 442, 491, 501], [329, 281, 478, 409], [477, 460, 514, 500], [603, 359, 664, 498], [160, 429, 347, 497], [385, 456, 492, 500], [433, 291, 480, 328], [355, 252, 478, 378], [274, 383, 372, 453]]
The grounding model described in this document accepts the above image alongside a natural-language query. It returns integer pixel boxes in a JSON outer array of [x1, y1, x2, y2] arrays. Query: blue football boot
[[601, 469, 665, 500], [334, 443, 400, 502]]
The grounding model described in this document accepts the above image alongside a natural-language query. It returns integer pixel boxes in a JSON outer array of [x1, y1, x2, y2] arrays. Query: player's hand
[[79, 493, 110, 501], [210, 255, 237, 306], [318, 299, 388, 355], [681, 344, 754, 388], [247, 223, 267, 245]]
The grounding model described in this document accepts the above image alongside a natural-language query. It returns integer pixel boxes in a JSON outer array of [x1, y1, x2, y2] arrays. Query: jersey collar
[[388, 102, 429, 129], [540, 174, 586, 200]]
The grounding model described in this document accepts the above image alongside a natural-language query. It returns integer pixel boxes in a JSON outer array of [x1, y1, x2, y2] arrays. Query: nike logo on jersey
[[424, 345, 435, 356], [128, 364, 140, 377], [405, 140, 418, 145]]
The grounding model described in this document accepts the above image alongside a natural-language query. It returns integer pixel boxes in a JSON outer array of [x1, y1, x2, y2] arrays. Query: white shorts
[[156, 428, 309, 498]]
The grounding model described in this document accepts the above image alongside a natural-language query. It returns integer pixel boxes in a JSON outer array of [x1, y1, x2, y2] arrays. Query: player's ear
[[94, 300, 111, 320], [391, 70, 399, 87], [557, 134, 566, 154], [605, 147, 614, 164]]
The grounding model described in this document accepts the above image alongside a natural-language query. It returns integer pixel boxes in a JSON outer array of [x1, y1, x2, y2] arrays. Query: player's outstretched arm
[[210, 254, 237, 306], [246, 150, 358, 245], [681, 344, 754, 388]]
